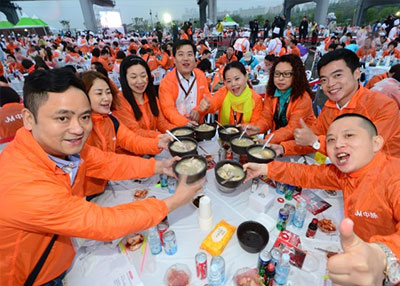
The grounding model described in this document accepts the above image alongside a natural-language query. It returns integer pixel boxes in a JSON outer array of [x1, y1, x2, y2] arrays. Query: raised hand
[[327, 218, 387, 286], [294, 118, 318, 146]]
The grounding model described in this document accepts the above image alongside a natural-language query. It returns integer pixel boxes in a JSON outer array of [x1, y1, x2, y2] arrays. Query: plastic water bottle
[[148, 226, 162, 255], [293, 201, 307, 229], [274, 253, 290, 285], [208, 256, 225, 286]]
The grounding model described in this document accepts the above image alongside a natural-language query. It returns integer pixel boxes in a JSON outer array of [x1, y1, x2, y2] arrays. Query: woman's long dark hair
[[119, 55, 159, 120], [266, 54, 313, 101]]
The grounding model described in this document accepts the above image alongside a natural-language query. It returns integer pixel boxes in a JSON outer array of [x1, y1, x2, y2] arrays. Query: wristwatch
[[375, 242, 400, 285], [312, 139, 320, 150]]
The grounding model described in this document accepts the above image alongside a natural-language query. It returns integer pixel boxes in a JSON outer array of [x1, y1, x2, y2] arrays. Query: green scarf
[[220, 85, 254, 125], [273, 87, 292, 118]]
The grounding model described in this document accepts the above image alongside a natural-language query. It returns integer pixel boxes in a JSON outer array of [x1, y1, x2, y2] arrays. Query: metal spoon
[[238, 125, 249, 140], [215, 120, 230, 133], [261, 133, 275, 150], [166, 130, 187, 150]]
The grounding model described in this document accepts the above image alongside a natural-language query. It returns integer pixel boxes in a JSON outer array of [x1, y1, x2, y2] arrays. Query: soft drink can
[[270, 247, 282, 266], [284, 203, 296, 226], [257, 248, 271, 277], [157, 222, 169, 245], [276, 208, 289, 231], [195, 251, 208, 280], [275, 181, 286, 195], [225, 148, 233, 160], [163, 230, 177, 255]]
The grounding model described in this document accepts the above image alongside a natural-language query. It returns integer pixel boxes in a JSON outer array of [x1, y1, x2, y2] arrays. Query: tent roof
[[31, 15, 48, 26], [222, 15, 235, 22], [15, 17, 42, 27], [0, 21, 14, 28]]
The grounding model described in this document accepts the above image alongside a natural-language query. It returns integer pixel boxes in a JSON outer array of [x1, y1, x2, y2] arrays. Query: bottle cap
[[267, 263, 275, 271]]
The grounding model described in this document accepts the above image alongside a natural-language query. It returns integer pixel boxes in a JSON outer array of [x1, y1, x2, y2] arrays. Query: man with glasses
[[270, 49, 400, 158]]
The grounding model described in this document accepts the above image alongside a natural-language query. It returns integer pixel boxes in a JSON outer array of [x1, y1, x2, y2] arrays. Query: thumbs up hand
[[293, 118, 318, 146], [199, 96, 211, 112], [327, 218, 387, 286]]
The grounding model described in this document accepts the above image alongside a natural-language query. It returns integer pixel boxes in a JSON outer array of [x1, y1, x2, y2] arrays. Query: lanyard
[[176, 70, 196, 98], [233, 110, 243, 125]]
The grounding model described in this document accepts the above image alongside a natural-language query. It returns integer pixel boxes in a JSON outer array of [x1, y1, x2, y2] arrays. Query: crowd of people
[[0, 10, 400, 286]]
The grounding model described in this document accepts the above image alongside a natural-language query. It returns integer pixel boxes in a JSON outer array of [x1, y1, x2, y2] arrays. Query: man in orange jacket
[[271, 49, 400, 158], [0, 69, 203, 286], [159, 40, 211, 126], [365, 64, 400, 89], [244, 113, 400, 286]]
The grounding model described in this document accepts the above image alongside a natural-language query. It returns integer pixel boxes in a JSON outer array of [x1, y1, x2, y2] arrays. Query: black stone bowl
[[246, 144, 276, 164], [169, 126, 195, 140], [173, 155, 207, 184], [237, 220, 269, 253], [168, 137, 198, 158], [194, 123, 217, 141], [230, 135, 255, 155], [214, 160, 247, 192], [217, 124, 241, 142]]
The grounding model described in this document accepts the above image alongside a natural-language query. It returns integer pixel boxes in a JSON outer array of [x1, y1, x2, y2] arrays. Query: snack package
[[273, 230, 306, 269], [200, 220, 236, 256]]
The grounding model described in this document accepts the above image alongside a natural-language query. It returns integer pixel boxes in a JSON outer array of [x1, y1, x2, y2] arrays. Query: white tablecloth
[[65, 140, 343, 286]]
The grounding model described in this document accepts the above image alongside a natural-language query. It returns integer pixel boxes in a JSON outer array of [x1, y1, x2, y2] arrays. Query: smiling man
[[271, 49, 400, 158], [159, 39, 210, 126], [244, 113, 400, 286], [0, 69, 203, 286]]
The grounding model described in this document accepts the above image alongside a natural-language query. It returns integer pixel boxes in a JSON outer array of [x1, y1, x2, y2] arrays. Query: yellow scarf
[[220, 85, 254, 125]]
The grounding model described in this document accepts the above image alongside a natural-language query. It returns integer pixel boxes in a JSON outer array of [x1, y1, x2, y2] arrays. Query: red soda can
[[195, 251, 207, 280], [157, 222, 168, 246], [225, 149, 233, 160]]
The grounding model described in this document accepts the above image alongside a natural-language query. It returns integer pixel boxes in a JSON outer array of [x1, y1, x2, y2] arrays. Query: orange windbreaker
[[0, 102, 23, 143], [113, 92, 176, 138], [84, 113, 162, 196], [289, 45, 301, 57], [0, 61, 4, 77], [281, 85, 400, 158], [365, 72, 388, 89], [382, 48, 400, 59], [252, 44, 266, 52], [160, 52, 174, 70], [142, 54, 160, 72], [216, 54, 238, 68], [256, 92, 316, 144], [267, 151, 400, 260], [356, 46, 377, 59], [98, 56, 113, 72], [0, 128, 168, 286], [206, 86, 263, 125], [159, 68, 211, 126]]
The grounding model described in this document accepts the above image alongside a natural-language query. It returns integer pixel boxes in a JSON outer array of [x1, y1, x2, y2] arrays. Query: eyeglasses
[[273, 71, 293, 78]]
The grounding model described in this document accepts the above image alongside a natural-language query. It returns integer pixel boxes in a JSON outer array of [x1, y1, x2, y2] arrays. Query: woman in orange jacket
[[159, 43, 174, 71], [199, 61, 263, 126], [80, 71, 171, 196], [113, 55, 176, 138], [246, 54, 316, 144], [382, 41, 400, 59]]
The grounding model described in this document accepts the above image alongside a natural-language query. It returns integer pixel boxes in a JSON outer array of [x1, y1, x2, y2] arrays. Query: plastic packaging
[[200, 220, 236, 256], [164, 263, 191, 286]]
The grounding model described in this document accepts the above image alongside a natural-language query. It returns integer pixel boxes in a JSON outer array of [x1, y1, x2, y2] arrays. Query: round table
[[65, 139, 344, 286]]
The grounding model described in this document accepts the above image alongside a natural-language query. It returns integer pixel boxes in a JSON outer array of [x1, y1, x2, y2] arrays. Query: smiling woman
[[113, 55, 177, 138], [199, 61, 263, 126]]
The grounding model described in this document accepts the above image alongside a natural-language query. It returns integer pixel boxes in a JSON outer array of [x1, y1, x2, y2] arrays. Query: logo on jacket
[[354, 210, 378, 219]]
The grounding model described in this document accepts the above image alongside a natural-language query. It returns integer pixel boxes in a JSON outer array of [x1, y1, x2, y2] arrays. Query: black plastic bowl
[[215, 160, 247, 191], [194, 123, 216, 141], [230, 135, 255, 155], [169, 126, 195, 139], [237, 221, 269, 253], [218, 124, 241, 142], [168, 137, 198, 157], [246, 144, 276, 164], [173, 155, 207, 184]]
